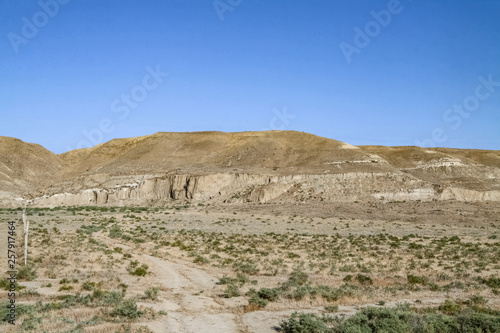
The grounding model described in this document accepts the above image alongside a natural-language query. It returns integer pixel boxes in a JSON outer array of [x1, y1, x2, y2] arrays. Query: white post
[[23, 208, 29, 265]]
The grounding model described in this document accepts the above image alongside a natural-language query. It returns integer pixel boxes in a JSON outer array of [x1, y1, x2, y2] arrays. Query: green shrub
[[110, 298, 143, 319], [145, 287, 159, 301], [456, 311, 500, 332], [59, 284, 74, 291], [108, 225, 123, 238], [21, 316, 42, 330], [17, 264, 38, 281], [236, 273, 250, 286], [235, 262, 259, 275], [334, 306, 412, 332], [482, 276, 500, 289], [288, 268, 309, 287], [131, 266, 148, 276], [102, 291, 123, 306], [316, 285, 348, 302], [466, 295, 488, 306], [439, 300, 462, 315], [342, 275, 352, 283], [91, 290, 123, 306], [258, 288, 280, 302], [128, 263, 149, 276], [78, 224, 104, 235], [193, 255, 209, 264], [407, 274, 428, 285], [217, 275, 234, 285], [82, 281, 96, 291], [59, 278, 71, 284], [224, 283, 240, 298], [429, 283, 440, 291], [279, 312, 331, 333], [0, 278, 25, 291], [0, 302, 35, 322], [248, 293, 269, 308], [279, 301, 500, 333], [287, 285, 311, 301], [356, 274, 373, 285], [416, 312, 459, 332]]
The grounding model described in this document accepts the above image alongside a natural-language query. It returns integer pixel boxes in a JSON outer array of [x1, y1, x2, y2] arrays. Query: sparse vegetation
[[1, 204, 499, 332], [144, 287, 159, 301]]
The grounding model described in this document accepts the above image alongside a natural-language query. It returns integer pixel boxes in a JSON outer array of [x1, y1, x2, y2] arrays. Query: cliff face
[[30, 172, 500, 207], [1, 131, 499, 207]]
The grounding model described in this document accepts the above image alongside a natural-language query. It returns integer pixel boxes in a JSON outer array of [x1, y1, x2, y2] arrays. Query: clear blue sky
[[1, 0, 499, 153]]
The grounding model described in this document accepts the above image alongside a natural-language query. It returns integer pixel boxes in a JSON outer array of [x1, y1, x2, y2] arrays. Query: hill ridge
[[0, 131, 499, 207]]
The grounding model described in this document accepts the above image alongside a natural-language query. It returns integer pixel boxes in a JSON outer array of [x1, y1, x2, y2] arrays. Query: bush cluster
[[279, 302, 500, 333]]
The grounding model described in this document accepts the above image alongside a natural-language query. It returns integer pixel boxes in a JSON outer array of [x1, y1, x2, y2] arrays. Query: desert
[[1, 131, 499, 332]]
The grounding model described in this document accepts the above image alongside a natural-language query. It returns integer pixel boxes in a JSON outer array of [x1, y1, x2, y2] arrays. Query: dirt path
[[134, 249, 313, 333], [93, 236, 243, 332], [141, 254, 241, 333]]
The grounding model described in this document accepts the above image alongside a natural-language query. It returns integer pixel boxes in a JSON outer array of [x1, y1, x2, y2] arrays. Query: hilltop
[[0, 136, 62, 199], [58, 131, 391, 176]]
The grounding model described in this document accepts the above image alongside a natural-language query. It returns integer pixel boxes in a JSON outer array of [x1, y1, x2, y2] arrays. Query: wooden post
[[23, 208, 29, 266]]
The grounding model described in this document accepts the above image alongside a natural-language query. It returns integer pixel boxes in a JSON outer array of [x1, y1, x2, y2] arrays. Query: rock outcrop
[[1, 131, 499, 207]]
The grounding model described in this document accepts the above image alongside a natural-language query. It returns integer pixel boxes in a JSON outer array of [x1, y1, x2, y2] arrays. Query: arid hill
[[360, 145, 500, 191], [0, 136, 62, 201], [58, 131, 392, 176], [0, 131, 499, 207]]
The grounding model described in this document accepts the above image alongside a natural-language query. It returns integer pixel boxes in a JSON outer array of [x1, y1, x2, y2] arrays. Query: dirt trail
[[95, 236, 242, 332], [137, 251, 306, 333], [138, 253, 242, 333]]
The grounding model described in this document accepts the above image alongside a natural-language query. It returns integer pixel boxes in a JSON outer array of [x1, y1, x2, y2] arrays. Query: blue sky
[[1, 0, 499, 153]]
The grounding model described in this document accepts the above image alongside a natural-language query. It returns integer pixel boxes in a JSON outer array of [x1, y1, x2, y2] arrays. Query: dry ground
[[1, 200, 499, 332]]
